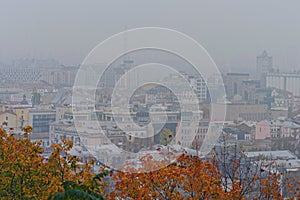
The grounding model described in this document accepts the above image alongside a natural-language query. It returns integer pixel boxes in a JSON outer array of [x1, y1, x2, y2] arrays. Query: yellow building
[[12, 107, 29, 131], [0, 104, 6, 112], [0, 105, 31, 131], [0, 110, 18, 130]]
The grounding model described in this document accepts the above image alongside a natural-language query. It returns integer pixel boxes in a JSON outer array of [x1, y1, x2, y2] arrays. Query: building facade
[[224, 73, 250, 100], [255, 120, 300, 139], [225, 103, 269, 121], [28, 109, 56, 134], [266, 73, 300, 97], [256, 51, 273, 87]]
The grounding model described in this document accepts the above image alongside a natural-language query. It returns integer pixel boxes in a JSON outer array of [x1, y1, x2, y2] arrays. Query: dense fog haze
[[0, 0, 300, 72]]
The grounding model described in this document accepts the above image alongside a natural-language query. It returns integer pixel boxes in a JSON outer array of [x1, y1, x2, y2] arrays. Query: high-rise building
[[189, 76, 208, 102], [256, 51, 273, 87], [180, 73, 208, 103]]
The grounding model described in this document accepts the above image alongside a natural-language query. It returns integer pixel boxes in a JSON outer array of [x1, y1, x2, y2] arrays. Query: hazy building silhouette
[[224, 73, 250, 100], [267, 73, 300, 97], [256, 51, 273, 88]]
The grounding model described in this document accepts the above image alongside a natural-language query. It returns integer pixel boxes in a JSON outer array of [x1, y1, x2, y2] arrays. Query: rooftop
[[245, 150, 297, 160]]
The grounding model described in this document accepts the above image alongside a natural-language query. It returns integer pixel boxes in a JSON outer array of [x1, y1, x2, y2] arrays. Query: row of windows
[[32, 126, 49, 133], [32, 115, 55, 133], [239, 113, 267, 121], [33, 114, 55, 120], [195, 135, 206, 140]]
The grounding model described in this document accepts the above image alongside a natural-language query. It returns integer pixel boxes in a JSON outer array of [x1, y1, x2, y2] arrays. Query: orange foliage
[[0, 127, 104, 199], [1, 125, 300, 199], [108, 152, 300, 199], [109, 154, 245, 200]]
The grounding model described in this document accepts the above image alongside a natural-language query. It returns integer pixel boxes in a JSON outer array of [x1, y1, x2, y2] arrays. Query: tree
[[1, 125, 300, 199], [211, 139, 300, 199], [0, 127, 106, 199], [48, 172, 107, 200], [108, 142, 300, 200], [109, 154, 241, 200]]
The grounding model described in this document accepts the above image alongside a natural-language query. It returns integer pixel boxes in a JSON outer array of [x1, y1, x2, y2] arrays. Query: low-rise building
[[225, 103, 269, 121], [28, 108, 56, 134], [0, 110, 17, 130], [255, 119, 300, 139]]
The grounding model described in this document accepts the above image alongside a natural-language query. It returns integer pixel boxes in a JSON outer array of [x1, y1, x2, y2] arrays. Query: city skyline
[[0, 0, 300, 72], [1, 1, 300, 198]]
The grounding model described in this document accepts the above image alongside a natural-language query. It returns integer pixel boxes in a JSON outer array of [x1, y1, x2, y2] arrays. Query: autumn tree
[[108, 140, 300, 200], [48, 172, 107, 200], [109, 153, 242, 200], [212, 137, 300, 199], [1, 124, 300, 199], [0, 127, 106, 199]]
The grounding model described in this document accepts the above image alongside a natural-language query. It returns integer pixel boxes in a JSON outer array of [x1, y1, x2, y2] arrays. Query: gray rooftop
[[245, 150, 297, 160]]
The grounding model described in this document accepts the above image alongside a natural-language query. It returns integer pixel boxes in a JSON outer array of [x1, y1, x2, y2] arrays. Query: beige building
[[40, 66, 78, 87], [225, 104, 268, 121], [12, 107, 29, 131], [5, 105, 31, 131], [55, 106, 72, 121], [204, 103, 269, 122], [0, 110, 18, 130], [0, 105, 30, 131]]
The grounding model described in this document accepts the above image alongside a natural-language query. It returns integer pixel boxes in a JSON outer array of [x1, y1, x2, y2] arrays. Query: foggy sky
[[0, 0, 300, 72]]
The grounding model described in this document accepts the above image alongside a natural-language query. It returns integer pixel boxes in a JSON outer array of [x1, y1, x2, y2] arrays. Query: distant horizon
[[0, 51, 298, 76], [1, 0, 299, 71]]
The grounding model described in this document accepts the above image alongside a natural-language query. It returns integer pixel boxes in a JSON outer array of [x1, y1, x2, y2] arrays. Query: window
[[234, 83, 238, 95]]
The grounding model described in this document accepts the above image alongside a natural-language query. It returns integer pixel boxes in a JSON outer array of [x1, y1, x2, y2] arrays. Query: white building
[[266, 73, 300, 97], [190, 76, 208, 102]]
